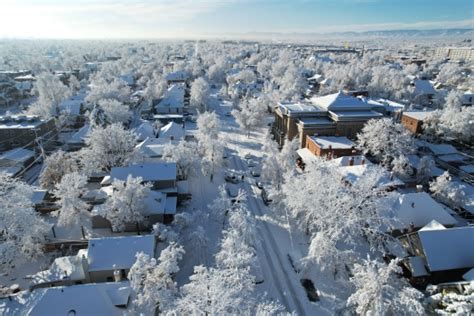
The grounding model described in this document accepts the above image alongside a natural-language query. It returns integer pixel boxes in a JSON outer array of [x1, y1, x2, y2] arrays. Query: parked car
[[225, 183, 239, 198], [251, 169, 261, 177], [244, 153, 252, 160], [255, 180, 264, 189], [300, 279, 319, 302], [225, 174, 241, 184], [246, 159, 257, 168], [222, 147, 229, 159], [261, 188, 273, 205]]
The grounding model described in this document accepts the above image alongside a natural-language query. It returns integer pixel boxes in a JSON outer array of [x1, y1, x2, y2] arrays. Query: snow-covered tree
[[143, 73, 167, 106], [190, 77, 210, 112], [172, 265, 256, 315], [53, 172, 89, 227], [282, 160, 397, 275], [231, 97, 267, 137], [391, 154, 413, 180], [162, 140, 198, 180], [0, 173, 50, 273], [416, 156, 434, 186], [426, 282, 474, 315], [39, 150, 78, 190], [429, 171, 466, 209], [100, 175, 151, 232], [347, 258, 424, 315], [357, 118, 415, 167], [86, 77, 131, 104], [80, 123, 137, 173], [128, 243, 185, 314], [28, 72, 72, 118], [98, 99, 132, 125], [196, 112, 224, 181]]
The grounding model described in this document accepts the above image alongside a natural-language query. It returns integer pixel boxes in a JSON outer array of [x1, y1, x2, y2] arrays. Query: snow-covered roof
[[331, 155, 372, 167], [297, 117, 335, 126], [403, 111, 433, 121], [0, 148, 35, 164], [407, 256, 429, 277], [418, 226, 474, 272], [463, 268, 474, 281], [414, 79, 436, 95], [296, 148, 318, 164], [391, 192, 457, 229], [328, 110, 383, 121], [159, 122, 184, 140], [437, 153, 469, 163], [418, 141, 459, 155], [32, 190, 48, 204], [60, 99, 82, 116], [460, 165, 474, 174], [30, 249, 87, 285], [309, 136, 355, 150], [165, 70, 189, 82], [110, 162, 177, 183], [67, 124, 91, 144], [25, 281, 131, 316], [311, 91, 383, 111], [133, 121, 155, 141], [337, 164, 404, 188], [376, 98, 405, 112], [155, 83, 185, 111], [87, 235, 155, 271], [278, 101, 324, 115], [0, 115, 46, 129]]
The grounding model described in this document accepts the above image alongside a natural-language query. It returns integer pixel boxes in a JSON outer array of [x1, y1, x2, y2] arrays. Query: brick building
[[0, 115, 56, 151], [401, 111, 433, 134], [305, 135, 357, 159]]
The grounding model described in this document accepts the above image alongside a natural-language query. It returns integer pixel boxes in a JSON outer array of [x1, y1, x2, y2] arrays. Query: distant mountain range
[[219, 28, 474, 40]]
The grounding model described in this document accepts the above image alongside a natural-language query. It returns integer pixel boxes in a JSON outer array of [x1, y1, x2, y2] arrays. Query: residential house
[[14, 282, 131, 316], [401, 111, 434, 134], [91, 189, 177, 230], [158, 121, 185, 141], [155, 83, 185, 114], [402, 223, 474, 283], [106, 162, 177, 191], [0, 115, 56, 151], [86, 235, 155, 282], [389, 192, 458, 234], [165, 70, 189, 85], [66, 124, 91, 151]]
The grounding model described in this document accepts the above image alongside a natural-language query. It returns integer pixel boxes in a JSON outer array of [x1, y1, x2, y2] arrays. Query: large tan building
[[273, 91, 384, 148], [434, 47, 473, 61]]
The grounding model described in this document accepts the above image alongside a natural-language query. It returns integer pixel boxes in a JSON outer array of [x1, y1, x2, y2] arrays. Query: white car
[[246, 159, 257, 167]]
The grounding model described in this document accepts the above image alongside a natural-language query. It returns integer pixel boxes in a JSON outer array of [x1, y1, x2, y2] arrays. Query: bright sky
[[0, 0, 472, 39]]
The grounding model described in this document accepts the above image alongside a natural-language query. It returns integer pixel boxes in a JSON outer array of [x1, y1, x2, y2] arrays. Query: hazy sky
[[0, 0, 472, 39]]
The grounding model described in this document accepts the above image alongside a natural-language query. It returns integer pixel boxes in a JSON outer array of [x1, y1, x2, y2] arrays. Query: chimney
[[349, 157, 355, 166], [113, 264, 122, 282], [361, 158, 365, 165], [416, 184, 423, 192]]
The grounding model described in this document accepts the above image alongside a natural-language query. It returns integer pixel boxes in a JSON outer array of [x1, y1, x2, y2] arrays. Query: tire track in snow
[[231, 152, 306, 315]]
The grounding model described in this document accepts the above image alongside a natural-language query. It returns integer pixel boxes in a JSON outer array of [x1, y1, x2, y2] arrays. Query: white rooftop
[[159, 122, 184, 140], [418, 225, 474, 272], [337, 164, 404, 188], [391, 192, 457, 229], [309, 136, 355, 150], [403, 111, 433, 121], [25, 281, 131, 316], [88, 235, 155, 271], [30, 249, 87, 285], [311, 91, 383, 111], [110, 162, 177, 183], [0, 148, 35, 164]]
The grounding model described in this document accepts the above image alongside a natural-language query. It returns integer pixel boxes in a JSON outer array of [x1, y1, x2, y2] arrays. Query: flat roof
[[309, 136, 355, 149], [403, 111, 434, 121], [298, 117, 334, 126], [88, 235, 155, 271], [0, 115, 46, 129]]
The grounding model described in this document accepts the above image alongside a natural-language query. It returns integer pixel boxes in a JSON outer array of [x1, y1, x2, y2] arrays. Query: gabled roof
[[110, 162, 177, 182], [25, 282, 131, 316], [133, 121, 155, 141], [391, 192, 457, 229], [414, 79, 436, 95], [165, 70, 189, 82], [418, 225, 474, 272], [336, 163, 404, 188], [155, 83, 185, 110], [30, 249, 87, 285], [311, 91, 383, 111], [159, 121, 184, 140], [87, 235, 155, 271]]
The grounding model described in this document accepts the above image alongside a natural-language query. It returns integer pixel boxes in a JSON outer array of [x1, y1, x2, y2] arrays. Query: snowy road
[[218, 112, 324, 315]]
